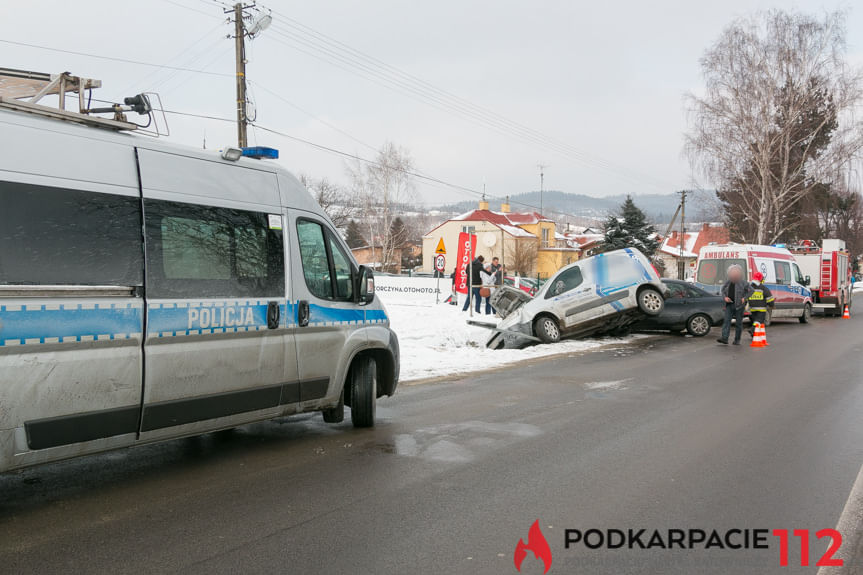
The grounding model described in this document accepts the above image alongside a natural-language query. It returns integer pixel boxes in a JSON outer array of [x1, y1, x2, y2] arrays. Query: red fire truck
[[790, 239, 852, 316]]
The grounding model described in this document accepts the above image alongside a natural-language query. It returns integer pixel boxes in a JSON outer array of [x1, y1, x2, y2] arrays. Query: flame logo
[[514, 519, 552, 573]]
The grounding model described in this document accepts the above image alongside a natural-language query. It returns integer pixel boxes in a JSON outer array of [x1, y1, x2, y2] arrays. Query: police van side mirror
[[356, 265, 375, 305], [803, 275, 811, 286]]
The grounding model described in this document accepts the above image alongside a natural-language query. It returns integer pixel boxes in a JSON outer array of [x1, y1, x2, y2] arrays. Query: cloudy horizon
[[3, 0, 861, 207]]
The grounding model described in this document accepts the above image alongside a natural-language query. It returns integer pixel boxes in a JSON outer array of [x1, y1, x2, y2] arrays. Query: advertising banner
[[455, 232, 477, 294]]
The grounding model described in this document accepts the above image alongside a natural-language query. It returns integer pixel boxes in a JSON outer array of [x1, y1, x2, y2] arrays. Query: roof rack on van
[[0, 67, 168, 135]]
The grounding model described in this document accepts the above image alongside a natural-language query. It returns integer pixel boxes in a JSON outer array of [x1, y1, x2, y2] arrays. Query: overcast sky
[[3, 0, 861, 206]]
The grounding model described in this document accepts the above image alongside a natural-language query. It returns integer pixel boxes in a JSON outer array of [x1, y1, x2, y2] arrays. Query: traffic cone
[[843, 304, 851, 319], [750, 323, 769, 347]]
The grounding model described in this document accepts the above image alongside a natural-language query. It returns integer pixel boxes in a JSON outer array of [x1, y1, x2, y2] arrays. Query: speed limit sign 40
[[434, 254, 446, 272]]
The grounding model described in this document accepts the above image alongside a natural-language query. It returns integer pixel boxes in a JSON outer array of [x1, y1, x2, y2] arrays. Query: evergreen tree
[[345, 220, 366, 248], [389, 217, 408, 247], [601, 196, 659, 256]]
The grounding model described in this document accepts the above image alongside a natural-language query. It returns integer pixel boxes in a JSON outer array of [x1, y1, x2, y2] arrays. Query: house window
[[541, 227, 550, 247], [462, 225, 476, 233]]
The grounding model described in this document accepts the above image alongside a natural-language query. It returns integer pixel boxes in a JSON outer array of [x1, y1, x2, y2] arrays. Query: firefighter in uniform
[[747, 271, 775, 335]]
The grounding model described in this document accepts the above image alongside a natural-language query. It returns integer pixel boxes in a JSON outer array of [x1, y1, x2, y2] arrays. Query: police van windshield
[[696, 258, 747, 285]]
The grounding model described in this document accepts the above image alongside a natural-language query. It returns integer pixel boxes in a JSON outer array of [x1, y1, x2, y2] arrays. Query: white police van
[[0, 104, 399, 473]]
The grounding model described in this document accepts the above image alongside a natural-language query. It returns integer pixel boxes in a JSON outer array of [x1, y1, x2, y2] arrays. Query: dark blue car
[[633, 279, 725, 336]]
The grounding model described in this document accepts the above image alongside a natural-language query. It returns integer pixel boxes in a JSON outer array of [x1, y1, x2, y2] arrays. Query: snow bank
[[384, 296, 636, 382]]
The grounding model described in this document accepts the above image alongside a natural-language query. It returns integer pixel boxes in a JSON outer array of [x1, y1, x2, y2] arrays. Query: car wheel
[[349, 356, 376, 428], [534, 316, 561, 343], [686, 313, 712, 337], [637, 288, 664, 316], [322, 389, 345, 423], [799, 303, 812, 324], [765, 309, 773, 326]]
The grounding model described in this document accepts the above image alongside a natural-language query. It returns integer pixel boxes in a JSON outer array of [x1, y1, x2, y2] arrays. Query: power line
[[157, 107, 583, 218], [262, 11, 678, 192], [0, 38, 233, 78], [4, 32, 676, 192]]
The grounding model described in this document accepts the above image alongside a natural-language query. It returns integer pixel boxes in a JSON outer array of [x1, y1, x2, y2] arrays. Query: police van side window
[[297, 219, 354, 301], [0, 181, 142, 286], [297, 220, 333, 299], [328, 234, 353, 300], [144, 199, 284, 298]]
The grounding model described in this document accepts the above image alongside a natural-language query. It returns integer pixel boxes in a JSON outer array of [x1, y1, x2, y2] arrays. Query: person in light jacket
[[717, 264, 751, 345], [480, 262, 497, 315]]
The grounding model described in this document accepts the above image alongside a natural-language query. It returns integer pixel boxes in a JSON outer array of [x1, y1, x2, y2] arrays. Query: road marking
[[818, 461, 863, 574]]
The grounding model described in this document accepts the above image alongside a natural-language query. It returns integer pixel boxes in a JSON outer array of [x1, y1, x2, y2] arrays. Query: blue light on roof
[[241, 146, 279, 159]]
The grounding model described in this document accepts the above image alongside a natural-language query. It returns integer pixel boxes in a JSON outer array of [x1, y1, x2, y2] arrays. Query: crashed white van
[[483, 248, 666, 349], [0, 101, 399, 473]]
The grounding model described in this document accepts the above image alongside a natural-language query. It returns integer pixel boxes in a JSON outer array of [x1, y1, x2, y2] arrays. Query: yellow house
[[421, 199, 579, 279]]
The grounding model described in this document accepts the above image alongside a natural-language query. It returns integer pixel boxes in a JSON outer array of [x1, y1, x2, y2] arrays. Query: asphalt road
[[1, 304, 861, 575]]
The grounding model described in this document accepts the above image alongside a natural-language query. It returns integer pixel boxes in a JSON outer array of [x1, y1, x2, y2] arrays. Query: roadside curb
[[401, 334, 667, 387]]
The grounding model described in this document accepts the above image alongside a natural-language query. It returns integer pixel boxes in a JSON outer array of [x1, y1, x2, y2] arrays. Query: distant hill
[[437, 191, 685, 224]]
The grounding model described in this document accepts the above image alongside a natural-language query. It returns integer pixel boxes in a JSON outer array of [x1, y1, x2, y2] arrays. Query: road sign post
[[434, 254, 446, 304]]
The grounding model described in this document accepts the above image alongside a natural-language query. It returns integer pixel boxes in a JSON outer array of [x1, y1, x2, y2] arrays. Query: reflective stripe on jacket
[[748, 283, 775, 312]]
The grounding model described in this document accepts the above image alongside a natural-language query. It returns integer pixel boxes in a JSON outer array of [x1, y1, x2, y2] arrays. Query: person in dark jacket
[[747, 271, 775, 335], [717, 264, 751, 345], [462, 255, 485, 312]]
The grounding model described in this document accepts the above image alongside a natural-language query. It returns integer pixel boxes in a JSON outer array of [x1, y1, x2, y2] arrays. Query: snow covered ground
[[384, 298, 637, 383]]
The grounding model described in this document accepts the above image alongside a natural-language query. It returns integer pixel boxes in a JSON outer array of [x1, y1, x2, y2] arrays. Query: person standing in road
[[462, 255, 485, 313], [717, 264, 751, 345], [746, 271, 774, 335]]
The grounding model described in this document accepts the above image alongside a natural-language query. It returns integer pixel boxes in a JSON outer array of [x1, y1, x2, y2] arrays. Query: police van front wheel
[[349, 356, 377, 428]]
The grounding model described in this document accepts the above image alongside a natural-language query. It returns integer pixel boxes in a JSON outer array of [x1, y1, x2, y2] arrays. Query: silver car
[[484, 248, 666, 349]]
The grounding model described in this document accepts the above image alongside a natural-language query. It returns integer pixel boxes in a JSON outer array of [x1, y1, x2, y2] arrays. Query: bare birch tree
[[299, 175, 358, 230], [347, 142, 416, 273], [685, 10, 863, 244]]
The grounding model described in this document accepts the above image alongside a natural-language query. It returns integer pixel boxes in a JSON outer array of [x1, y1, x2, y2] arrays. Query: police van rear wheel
[[349, 356, 376, 428]]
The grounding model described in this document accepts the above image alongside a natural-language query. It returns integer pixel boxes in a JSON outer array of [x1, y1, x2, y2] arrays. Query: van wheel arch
[[343, 348, 398, 409]]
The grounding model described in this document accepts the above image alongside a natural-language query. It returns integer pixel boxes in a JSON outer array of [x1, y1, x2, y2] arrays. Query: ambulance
[[694, 244, 813, 324], [0, 98, 399, 473]]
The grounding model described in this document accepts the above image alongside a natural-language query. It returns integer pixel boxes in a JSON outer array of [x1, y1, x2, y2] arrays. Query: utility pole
[[233, 3, 248, 148], [678, 190, 687, 280], [537, 163, 547, 215], [225, 3, 270, 147]]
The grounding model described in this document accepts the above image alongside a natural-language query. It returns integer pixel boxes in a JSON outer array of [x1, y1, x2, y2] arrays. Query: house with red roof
[[421, 199, 579, 278], [657, 223, 730, 279]]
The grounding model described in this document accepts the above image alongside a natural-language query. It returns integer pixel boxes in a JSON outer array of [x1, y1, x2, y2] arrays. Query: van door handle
[[298, 300, 310, 327], [267, 301, 281, 329]]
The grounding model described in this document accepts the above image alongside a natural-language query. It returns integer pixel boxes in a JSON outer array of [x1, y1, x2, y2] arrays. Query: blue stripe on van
[[147, 300, 271, 337], [0, 302, 142, 346], [0, 300, 387, 346]]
